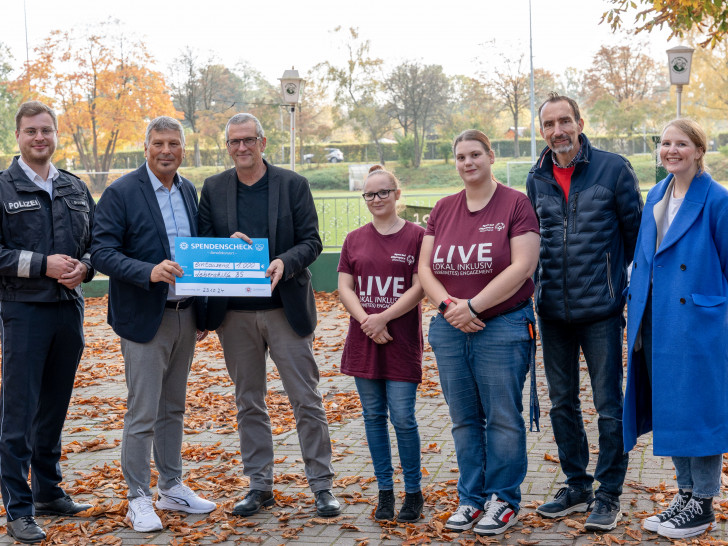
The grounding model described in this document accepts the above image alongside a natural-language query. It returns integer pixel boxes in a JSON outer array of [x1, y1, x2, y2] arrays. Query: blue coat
[[623, 171, 728, 456]]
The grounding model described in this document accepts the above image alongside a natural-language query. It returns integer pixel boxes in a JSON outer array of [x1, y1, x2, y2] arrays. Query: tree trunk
[[375, 141, 386, 165], [90, 173, 109, 194], [413, 124, 422, 169], [194, 139, 201, 167]]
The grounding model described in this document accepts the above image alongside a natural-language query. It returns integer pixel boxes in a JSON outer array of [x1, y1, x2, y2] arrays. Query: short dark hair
[[538, 92, 581, 128], [15, 101, 58, 131]]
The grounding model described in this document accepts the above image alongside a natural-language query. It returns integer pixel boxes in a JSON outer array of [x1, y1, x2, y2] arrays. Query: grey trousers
[[216, 308, 334, 492], [120, 307, 196, 498]]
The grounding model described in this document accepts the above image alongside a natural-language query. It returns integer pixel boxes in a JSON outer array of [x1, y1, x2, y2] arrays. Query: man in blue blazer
[[91, 117, 215, 533], [199, 113, 339, 518]]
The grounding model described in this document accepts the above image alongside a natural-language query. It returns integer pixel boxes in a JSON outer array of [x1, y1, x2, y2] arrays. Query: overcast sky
[[6, 0, 676, 83]]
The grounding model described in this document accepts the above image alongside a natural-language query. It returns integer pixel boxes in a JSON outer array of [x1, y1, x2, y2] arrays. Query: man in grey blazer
[[199, 113, 339, 518]]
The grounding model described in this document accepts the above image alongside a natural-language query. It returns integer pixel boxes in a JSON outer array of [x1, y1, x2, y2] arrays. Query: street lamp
[[279, 68, 304, 170], [666, 45, 694, 118]]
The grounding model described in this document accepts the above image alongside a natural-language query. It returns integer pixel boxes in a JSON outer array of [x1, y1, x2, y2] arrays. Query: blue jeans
[[539, 314, 628, 499], [428, 305, 533, 510], [354, 378, 422, 493], [673, 456, 722, 498]]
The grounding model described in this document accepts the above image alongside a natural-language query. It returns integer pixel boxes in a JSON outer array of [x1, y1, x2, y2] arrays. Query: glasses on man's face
[[362, 189, 396, 201], [226, 137, 262, 148], [22, 128, 56, 137]]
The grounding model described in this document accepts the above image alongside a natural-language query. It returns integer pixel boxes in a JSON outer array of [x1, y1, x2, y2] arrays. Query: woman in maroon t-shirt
[[338, 166, 425, 523], [418, 130, 540, 536]]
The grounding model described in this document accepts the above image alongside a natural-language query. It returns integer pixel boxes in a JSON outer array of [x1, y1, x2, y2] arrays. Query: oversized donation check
[[174, 237, 271, 297]]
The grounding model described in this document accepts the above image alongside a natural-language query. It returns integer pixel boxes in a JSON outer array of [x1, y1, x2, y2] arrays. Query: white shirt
[[662, 188, 684, 236], [17, 157, 58, 198]]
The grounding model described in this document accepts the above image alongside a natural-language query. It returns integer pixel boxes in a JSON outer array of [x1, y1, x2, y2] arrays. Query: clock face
[[285, 83, 297, 95]]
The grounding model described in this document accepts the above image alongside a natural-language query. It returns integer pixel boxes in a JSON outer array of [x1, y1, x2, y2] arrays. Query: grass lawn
[[178, 152, 704, 193]]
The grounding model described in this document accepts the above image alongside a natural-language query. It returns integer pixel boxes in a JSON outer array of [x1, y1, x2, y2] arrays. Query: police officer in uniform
[[0, 101, 93, 543]]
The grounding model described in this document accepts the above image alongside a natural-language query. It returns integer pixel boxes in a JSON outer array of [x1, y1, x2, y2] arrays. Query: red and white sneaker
[[474, 494, 518, 536], [445, 504, 484, 531]]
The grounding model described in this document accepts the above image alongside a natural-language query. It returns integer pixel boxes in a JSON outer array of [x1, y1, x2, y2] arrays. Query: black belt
[[499, 298, 530, 316], [165, 298, 194, 310], [480, 298, 531, 320]]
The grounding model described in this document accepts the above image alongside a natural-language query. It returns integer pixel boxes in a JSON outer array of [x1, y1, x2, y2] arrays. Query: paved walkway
[[0, 293, 725, 545]]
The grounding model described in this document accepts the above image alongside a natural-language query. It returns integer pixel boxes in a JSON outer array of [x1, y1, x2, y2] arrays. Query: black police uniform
[[0, 157, 94, 520]]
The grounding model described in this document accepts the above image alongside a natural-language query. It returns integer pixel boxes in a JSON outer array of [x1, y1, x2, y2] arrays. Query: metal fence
[[314, 193, 452, 249]]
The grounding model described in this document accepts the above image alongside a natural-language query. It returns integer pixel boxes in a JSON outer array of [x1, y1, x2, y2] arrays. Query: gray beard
[[552, 141, 574, 155]]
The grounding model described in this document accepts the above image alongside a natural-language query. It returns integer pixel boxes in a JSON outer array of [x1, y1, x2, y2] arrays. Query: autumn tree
[[298, 64, 335, 163], [440, 76, 498, 137], [384, 62, 450, 168], [482, 49, 555, 158], [14, 20, 177, 192], [582, 40, 667, 145], [603, 0, 728, 46], [169, 50, 256, 167], [684, 38, 728, 125], [0, 43, 17, 153], [169, 48, 206, 167], [325, 27, 391, 165]]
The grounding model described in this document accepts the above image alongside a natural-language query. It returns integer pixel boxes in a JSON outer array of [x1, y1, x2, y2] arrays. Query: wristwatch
[[438, 298, 453, 314]]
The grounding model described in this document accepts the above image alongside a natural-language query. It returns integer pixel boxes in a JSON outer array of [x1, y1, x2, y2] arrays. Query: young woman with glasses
[[337, 165, 425, 523], [418, 130, 540, 536]]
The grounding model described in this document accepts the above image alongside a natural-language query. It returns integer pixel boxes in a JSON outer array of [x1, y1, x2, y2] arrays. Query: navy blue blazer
[[199, 161, 322, 336], [90, 164, 202, 343]]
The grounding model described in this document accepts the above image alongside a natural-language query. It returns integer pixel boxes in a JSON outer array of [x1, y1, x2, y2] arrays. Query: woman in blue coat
[[623, 118, 728, 540]]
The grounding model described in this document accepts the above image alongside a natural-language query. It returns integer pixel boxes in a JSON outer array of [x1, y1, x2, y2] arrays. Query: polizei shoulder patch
[[4, 198, 41, 214]]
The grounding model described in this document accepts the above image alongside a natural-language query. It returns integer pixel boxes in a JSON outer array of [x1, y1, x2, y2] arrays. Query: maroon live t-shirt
[[425, 185, 539, 319], [337, 221, 424, 383]]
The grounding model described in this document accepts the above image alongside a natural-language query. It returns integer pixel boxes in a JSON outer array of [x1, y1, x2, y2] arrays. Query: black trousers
[[0, 299, 84, 520]]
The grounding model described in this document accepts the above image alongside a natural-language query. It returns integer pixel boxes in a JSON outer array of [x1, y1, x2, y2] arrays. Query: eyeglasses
[[226, 137, 262, 148], [21, 128, 56, 137], [362, 189, 396, 201]]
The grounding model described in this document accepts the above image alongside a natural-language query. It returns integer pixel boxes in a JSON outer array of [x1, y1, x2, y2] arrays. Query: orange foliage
[[12, 20, 179, 192]]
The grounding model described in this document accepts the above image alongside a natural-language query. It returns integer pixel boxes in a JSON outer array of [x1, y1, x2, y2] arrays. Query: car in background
[[303, 147, 344, 164]]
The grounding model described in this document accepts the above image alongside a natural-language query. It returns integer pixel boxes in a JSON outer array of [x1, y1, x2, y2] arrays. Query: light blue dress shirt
[[146, 164, 191, 301]]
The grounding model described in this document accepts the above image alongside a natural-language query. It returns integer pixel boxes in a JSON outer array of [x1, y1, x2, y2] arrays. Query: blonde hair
[[364, 165, 405, 213], [365, 164, 400, 188], [662, 118, 708, 174]]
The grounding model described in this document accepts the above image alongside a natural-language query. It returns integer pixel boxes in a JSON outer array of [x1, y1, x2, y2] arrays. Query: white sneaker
[[127, 490, 163, 532], [474, 494, 519, 536], [445, 504, 484, 531], [156, 479, 216, 514]]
